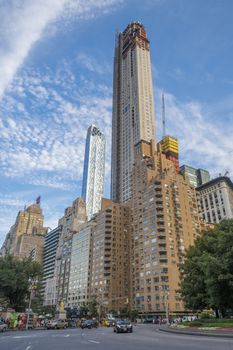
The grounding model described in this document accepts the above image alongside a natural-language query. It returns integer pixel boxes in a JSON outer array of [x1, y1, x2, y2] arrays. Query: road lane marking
[[26, 346, 31, 350], [13, 336, 35, 339], [64, 334, 70, 337], [88, 340, 100, 344]]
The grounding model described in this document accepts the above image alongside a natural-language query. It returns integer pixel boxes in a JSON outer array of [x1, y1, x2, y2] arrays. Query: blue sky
[[0, 0, 232, 246]]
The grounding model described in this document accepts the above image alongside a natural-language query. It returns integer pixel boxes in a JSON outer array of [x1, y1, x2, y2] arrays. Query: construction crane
[[219, 171, 229, 177], [162, 93, 166, 138]]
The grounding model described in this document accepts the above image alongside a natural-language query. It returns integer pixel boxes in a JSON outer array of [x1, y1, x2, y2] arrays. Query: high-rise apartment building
[[180, 165, 210, 188], [90, 199, 131, 313], [82, 125, 105, 220], [111, 22, 156, 203], [131, 140, 202, 315], [197, 176, 233, 224], [0, 202, 47, 263], [55, 197, 87, 305], [68, 220, 96, 308], [42, 225, 62, 305]]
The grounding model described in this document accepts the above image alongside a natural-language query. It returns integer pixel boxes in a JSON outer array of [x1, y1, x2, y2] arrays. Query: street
[[0, 325, 233, 350]]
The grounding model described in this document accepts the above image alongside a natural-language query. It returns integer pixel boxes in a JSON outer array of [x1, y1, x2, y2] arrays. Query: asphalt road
[[0, 324, 233, 350]]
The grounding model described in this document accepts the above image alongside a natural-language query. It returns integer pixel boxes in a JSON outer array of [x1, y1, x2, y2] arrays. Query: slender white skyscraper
[[111, 22, 156, 203], [82, 125, 105, 220]]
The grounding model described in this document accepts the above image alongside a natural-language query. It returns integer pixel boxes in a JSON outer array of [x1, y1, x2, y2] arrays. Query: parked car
[[47, 319, 68, 329], [0, 321, 7, 332], [142, 318, 153, 324], [80, 320, 98, 329], [114, 319, 133, 333]]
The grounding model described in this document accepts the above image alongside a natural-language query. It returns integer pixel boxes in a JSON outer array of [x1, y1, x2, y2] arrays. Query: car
[[143, 318, 153, 324], [103, 318, 115, 327], [80, 320, 98, 329], [0, 321, 7, 332], [47, 319, 68, 329], [107, 319, 115, 327], [114, 320, 133, 333]]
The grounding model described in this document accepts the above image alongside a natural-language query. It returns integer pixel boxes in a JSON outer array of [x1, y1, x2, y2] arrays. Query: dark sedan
[[114, 320, 133, 333], [80, 320, 98, 329]]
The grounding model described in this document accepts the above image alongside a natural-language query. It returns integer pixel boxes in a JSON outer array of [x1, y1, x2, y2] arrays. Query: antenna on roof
[[162, 93, 166, 138]]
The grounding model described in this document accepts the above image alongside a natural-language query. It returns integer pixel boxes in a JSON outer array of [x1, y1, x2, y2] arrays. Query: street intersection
[[0, 324, 232, 350]]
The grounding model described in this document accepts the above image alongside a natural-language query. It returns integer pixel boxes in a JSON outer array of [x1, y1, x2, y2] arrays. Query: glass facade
[[82, 125, 105, 220], [42, 226, 61, 291], [68, 224, 93, 307], [196, 168, 210, 187], [180, 164, 210, 188]]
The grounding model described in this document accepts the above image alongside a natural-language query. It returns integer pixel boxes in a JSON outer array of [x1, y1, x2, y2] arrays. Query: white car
[[0, 321, 7, 332]]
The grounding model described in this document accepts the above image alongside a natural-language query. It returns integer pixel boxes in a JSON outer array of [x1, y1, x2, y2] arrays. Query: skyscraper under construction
[[111, 22, 156, 203]]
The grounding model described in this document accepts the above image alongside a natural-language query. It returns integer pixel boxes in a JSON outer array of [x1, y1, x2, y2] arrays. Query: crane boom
[[162, 93, 166, 137]]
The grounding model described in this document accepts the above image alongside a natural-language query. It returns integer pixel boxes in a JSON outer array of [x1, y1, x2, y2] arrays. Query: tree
[[120, 307, 130, 318], [37, 305, 56, 318], [0, 255, 42, 311], [180, 219, 233, 317], [109, 309, 117, 316], [80, 303, 89, 317], [130, 309, 139, 322], [88, 299, 98, 317]]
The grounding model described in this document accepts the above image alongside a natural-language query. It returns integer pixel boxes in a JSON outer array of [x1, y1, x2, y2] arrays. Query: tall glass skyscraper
[[111, 22, 156, 203], [82, 125, 105, 220]]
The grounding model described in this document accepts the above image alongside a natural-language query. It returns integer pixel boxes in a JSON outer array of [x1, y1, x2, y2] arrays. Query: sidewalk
[[159, 325, 233, 338]]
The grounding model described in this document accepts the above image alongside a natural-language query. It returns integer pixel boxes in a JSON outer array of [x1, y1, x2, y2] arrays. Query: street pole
[[26, 286, 32, 330], [165, 291, 169, 325], [25, 278, 38, 330], [99, 302, 101, 324]]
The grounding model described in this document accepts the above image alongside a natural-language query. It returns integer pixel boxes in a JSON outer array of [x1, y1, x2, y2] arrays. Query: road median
[[159, 326, 233, 338]]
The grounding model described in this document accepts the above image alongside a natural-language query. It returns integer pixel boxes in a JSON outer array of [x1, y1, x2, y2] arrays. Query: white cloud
[[0, 0, 66, 98], [1, 54, 232, 191], [0, 195, 25, 207], [0, 61, 112, 193], [0, 0, 122, 99], [77, 52, 111, 75]]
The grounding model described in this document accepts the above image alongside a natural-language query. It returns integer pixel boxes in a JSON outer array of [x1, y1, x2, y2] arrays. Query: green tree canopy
[[0, 255, 42, 311], [88, 299, 98, 317], [180, 219, 233, 317]]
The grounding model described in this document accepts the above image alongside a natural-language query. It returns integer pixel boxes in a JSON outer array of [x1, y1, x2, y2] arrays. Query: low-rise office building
[[197, 176, 233, 223]]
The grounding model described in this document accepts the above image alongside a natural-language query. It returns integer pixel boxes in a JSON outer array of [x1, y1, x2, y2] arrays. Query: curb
[[159, 327, 233, 338]]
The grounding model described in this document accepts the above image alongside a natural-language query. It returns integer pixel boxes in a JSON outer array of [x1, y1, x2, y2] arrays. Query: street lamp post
[[164, 290, 169, 325], [26, 278, 38, 330], [98, 288, 104, 323], [98, 301, 101, 323], [159, 285, 170, 325]]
